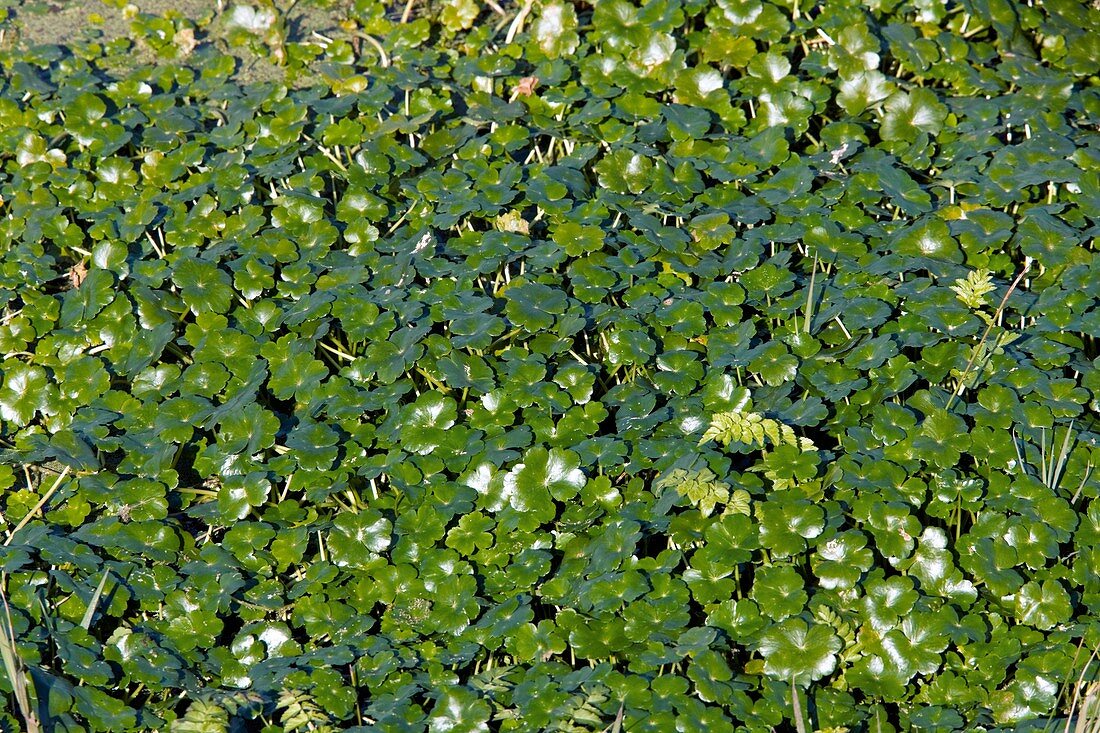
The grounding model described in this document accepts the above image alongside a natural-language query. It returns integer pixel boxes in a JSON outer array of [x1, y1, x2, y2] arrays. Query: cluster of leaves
[[0, 0, 1099, 730], [700, 388, 816, 454]]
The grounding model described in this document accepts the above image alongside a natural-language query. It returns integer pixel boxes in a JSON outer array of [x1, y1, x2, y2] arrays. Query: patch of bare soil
[[1, 0, 352, 84]]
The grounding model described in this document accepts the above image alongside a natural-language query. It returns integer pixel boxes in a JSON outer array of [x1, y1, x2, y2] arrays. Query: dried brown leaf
[[69, 261, 88, 289], [514, 76, 539, 98], [175, 27, 197, 57]]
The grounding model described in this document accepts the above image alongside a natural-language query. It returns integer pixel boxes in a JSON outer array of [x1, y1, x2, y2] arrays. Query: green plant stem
[[804, 251, 818, 334], [81, 569, 111, 631], [946, 260, 1031, 410]]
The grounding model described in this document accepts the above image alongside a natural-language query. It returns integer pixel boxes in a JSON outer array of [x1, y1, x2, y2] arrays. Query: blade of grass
[[1041, 427, 1050, 487], [1045, 637, 1087, 733], [1050, 420, 1075, 492], [1013, 429, 1030, 477], [0, 580, 39, 733], [803, 251, 818, 335], [81, 569, 111, 631], [504, 0, 534, 45], [1072, 461, 1093, 504], [601, 702, 624, 733], [791, 678, 808, 733], [1066, 642, 1100, 733], [1079, 683, 1100, 733]]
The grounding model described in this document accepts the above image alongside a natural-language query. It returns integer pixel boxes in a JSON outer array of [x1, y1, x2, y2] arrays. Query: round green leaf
[[757, 619, 841, 685], [1014, 579, 1072, 631]]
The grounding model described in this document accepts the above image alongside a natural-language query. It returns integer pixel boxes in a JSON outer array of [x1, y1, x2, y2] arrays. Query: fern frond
[[278, 689, 333, 733], [702, 408, 815, 454], [950, 269, 996, 310], [170, 700, 229, 733]]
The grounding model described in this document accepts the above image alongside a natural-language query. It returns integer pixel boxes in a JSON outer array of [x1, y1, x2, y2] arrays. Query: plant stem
[[946, 259, 1031, 410], [804, 251, 818, 334]]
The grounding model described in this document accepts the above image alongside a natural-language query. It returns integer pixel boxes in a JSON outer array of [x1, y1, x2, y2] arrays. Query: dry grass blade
[[0, 581, 40, 733], [601, 702, 624, 733], [803, 252, 818, 335], [791, 678, 808, 733], [1065, 642, 1100, 733], [1012, 422, 1083, 497], [1072, 460, 1094, 504], [1070, 681, 1100, 733], [1049, 421, 1076, 492], [4, 465, 71, 547], [1014, 428, 1030, 477], [504, 0, 534, 45]]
